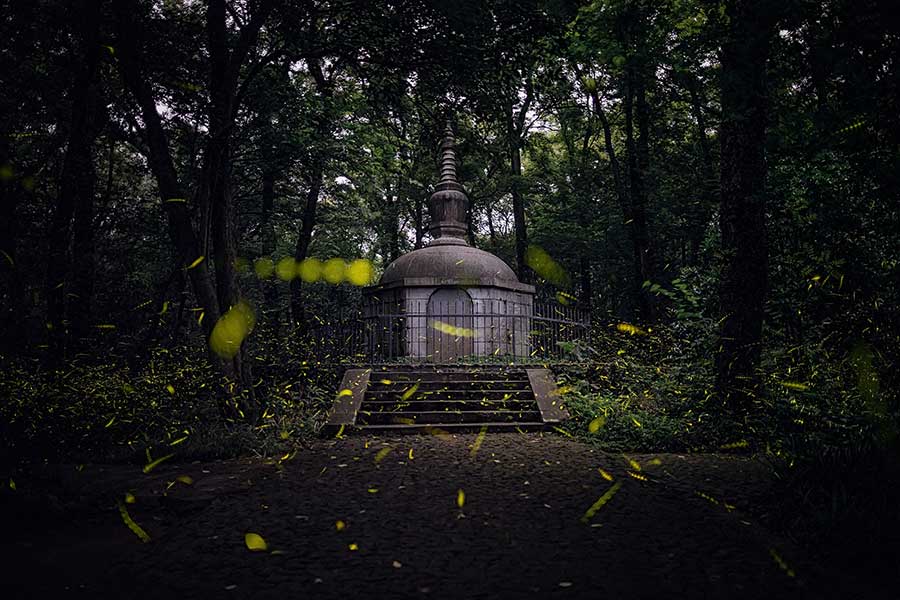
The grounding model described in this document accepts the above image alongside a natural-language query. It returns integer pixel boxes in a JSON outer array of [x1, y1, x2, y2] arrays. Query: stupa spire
[[427, 119, 469, 246], [438, 122, 460, 185]]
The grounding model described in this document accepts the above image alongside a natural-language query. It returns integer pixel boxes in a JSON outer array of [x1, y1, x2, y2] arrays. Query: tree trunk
[[623, 56, 656, 320], [714, 0, 776, 412], [115, 0, 221, 334], [486, 203, 497, 247], [0, 0, 37, 354], [290, 166, 323, 325], [510, 141, 529, 282], [47, 0, 103, 360], [115, 0, 262, 416], [414, 193, 424, 249], [290, 52, 333, 327], [590, 91, 628, 213], [205, 0, 238, 312], [591, 88, 653, 316], [683, 71, 717, 264], [259, 164, 280, 328], [71, 124, 100, 347], [466, 193, 477, 247], [383, 189, 402, 263], [508, 79, 534, 284], [203, 0, 269, 420], [0, 140, 23, 353]]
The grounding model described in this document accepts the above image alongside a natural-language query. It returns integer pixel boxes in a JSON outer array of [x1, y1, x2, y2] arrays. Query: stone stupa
[[363, 123, 535, 362]]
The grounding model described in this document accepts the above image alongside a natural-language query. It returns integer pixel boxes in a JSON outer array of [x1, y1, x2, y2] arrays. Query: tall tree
[[46, 0, 104, 358], [114, 0, 275, 419], [619, 0, 658, 320], [568, 0, 664, 320], [289, 49, 336, 326], [507, 76, 535, 284], [714, 0, 779, 410]]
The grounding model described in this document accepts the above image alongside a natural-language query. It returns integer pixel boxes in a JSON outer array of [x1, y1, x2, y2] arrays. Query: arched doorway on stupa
[[426, 287, 474, 362]]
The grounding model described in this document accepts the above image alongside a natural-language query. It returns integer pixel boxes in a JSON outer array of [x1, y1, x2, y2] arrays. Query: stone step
[[359, 399, 537, 412], [366, 370, 528, 382], [367, 379, 531, 390], [364, 388, 534, 398], [326, 366, 568, 433], [356, 410, 545, 426], [356, 422, 546, 433]]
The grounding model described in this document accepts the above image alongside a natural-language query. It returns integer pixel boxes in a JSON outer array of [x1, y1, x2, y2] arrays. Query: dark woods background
[[1, 0, 898, 582]]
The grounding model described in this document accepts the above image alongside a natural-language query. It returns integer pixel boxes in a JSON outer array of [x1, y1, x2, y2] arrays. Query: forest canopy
[[2, 0, 899, 593], [1, 0, 898, 496]]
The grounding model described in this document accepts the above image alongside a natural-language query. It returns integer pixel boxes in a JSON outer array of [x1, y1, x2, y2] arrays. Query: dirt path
[[4, 433, 834, 599]]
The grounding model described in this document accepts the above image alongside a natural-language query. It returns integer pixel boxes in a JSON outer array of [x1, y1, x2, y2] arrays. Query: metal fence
[[299, 298, 591, 364]]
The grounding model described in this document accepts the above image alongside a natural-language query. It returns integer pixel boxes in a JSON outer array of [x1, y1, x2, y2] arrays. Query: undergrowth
[[0, 336, 342, 466], [551, 311, 899, 584]]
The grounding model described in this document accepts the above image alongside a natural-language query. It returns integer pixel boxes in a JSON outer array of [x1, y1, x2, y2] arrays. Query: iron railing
[[299, 299, 591, 364]]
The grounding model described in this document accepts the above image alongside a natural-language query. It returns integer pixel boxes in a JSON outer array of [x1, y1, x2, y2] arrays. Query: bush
[[0, 340, 341, 465]]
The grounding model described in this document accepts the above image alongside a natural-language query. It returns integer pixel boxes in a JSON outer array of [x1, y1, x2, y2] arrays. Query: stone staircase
[[327, 365, 568, 432]]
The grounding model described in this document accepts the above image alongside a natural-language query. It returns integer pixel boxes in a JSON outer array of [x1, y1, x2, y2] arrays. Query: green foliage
[[559, 377, 689, 452], [0, 342, 341, 463], [0, 3, 897, 587]]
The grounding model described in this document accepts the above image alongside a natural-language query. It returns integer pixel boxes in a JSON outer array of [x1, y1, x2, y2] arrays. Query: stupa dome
[[380, 244, 518, 286]]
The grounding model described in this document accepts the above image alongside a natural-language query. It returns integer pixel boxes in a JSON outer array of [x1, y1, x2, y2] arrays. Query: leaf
[[457, 489, 466, 509], [245, 532, 268, 552]]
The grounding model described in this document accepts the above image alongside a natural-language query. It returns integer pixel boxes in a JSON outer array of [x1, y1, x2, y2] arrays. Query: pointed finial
[[426, 118, 469, 246], [438, 120, 459, 185]]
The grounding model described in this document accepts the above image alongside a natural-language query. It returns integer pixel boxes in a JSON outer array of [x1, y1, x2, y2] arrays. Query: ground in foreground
[[1, 433, 870, 599]]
